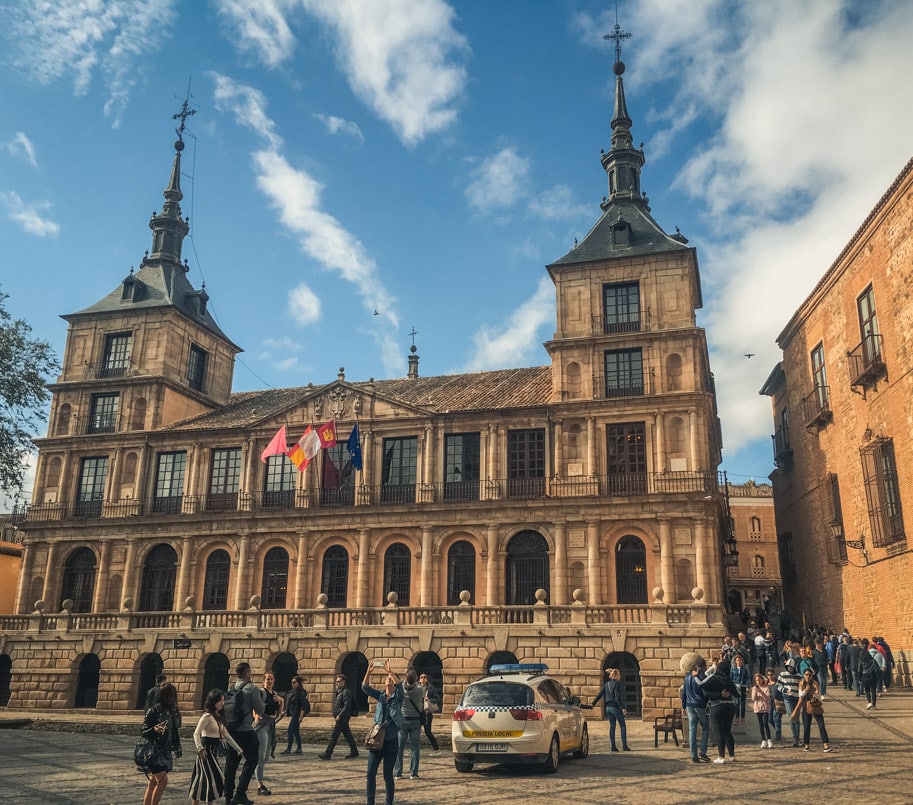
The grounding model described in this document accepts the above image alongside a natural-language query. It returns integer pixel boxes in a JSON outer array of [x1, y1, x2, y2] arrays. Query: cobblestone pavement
[[2, 687, 913, 804]]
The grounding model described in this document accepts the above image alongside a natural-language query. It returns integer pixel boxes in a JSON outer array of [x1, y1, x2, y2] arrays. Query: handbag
[[134, 738, 156, 769], [806, 697, 824, 716], [365, 722, 386, 750], [423, 697, 441, 714], [774, 698, 786, 714]]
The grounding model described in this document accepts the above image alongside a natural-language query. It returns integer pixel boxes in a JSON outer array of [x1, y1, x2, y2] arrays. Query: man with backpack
[[859, 638, 885, 710], [223, 662, 264, 805]]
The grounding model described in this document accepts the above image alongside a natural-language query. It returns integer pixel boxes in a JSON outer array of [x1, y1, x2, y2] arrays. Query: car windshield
[[462, 681, 534, 708]]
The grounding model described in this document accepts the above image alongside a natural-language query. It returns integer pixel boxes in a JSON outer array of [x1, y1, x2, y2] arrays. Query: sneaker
[[792, 742, 800, 748], [712, 757, 726, 764], [691, 757, 700, 763], [258, 784, 272, 795], [294, 748, 302, 754], [823, 744, 832, 753], [728, 756, 736, 762], [234, 796, 255, 805], [866, 703, 874, 710], [279, 749, 291, 755], [698, 754, 711, 763], [760, 741, 767, 749], [410, 774, 420, 779], [803, 745, 810, 752], [429, 750, 441, 757], [317, 753, 331, 761], [394, 775, 403, 780]]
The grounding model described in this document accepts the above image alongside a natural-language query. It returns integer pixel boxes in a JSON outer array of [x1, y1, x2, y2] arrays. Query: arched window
[[202, 550, 230, 611], [138, 544, 177, 612], [615, 536, 647, 604], [261, 547, 289, 609], [446, 541, 475, 605], [506, 531, 549, 605], [321, 545, 349, 608], [60, 547, 96, 612], [382, 543, 411, 606]]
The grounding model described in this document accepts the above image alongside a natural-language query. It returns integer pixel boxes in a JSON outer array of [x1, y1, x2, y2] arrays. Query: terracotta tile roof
[[163, 366, 553, 432]]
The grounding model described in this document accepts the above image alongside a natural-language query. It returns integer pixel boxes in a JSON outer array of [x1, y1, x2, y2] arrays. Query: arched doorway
[[74, 654, 100, 708], [139, 544, 177, 611], [506, 531, 549, 604], [60, 547, 96, 612], [413, 651, 444, 702], [200, 653, 230, 707], [272, 652, 298, 695], [202, 549, 230, 610], [615, 536, 647, 604], [485, 651, 518, 674], [321, 545, 349, 608], [446, 541, 475, 605], [136, 653, 164, 709], [0, 654, 11, 706], [603, 651, 642, 716], [340, 652, 369, 715]]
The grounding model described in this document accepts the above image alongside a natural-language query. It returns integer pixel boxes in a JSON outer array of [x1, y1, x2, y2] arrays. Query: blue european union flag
[[346, 423, 363, 471]]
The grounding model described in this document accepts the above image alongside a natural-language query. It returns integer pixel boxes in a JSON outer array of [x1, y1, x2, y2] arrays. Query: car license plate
[[476, 743, 508, 752]]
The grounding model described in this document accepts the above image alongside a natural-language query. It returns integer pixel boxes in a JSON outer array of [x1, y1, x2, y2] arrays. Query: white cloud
[[214, 0, 297, 68], [2, 191, 60, 237], [5, 133, 38, 168], [258, 335, 307, 374], [463, 277, 554, 371], [211, 73, 283, 150], [314, 113, 364, 144], [465, 146, 531, 214], [5, 0, 176, 126], [288, 283, 321, 325], [528, 184, 589, 221]]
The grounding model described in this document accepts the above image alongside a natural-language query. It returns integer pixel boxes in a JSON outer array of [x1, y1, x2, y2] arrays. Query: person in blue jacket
[[362, 660, 404, 805], [729, 654, 751, 724], [681, 657, 710, 762]]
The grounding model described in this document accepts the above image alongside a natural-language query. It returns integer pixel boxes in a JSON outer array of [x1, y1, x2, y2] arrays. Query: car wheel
[[542, 734, 560, 774], [573, 723, 589, 759], [454, 759, 473, 773]]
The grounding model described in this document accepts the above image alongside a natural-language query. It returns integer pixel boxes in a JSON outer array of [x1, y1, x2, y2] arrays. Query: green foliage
[[0, 289, 58, 496]]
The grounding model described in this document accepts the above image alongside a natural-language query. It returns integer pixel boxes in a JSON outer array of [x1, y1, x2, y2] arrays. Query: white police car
[[451, 663, 589, 773]]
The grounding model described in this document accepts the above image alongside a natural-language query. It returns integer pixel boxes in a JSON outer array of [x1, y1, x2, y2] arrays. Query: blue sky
[[3, 0, 913, 502]]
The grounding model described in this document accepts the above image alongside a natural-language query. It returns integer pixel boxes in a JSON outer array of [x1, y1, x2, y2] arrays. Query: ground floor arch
[[135, 653, 163, 709], [74, 654, 100, 708], [603, 651, 642, 716]]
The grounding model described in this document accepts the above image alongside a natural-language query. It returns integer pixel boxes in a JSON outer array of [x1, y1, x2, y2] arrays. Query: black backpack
[[224, 682, 251, 730], [300, 689, 311, 717]]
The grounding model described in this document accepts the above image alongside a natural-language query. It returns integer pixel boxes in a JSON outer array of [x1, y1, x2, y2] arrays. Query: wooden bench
[[653, 712, 685, 747]]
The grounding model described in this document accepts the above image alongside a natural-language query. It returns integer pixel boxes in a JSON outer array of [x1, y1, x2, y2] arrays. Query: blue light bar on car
[[489, 663, 548, 674]]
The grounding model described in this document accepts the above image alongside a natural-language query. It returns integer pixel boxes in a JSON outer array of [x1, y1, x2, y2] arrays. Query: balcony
[[803, 386, 832, 430], [848, 333, 887, 391], [20, 472, 721, 523], [593, 368, 655, 399], [591, 308, 651, 335], [772, 425, 792, 469]]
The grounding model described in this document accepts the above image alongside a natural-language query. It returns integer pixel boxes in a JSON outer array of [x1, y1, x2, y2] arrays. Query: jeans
[[686, 706, 709, 759], [224, 729, 259, 800], [325, 717, 358, 758], [395, 719, 422, 777], [801, 710, 830, 746], [255, 724, 271, 784], [286, 715, 302, 751], [783, 696, 800, 743], [366, 733, 399, 805], [755, 711, 771, 740], [605, 705, 627, 748], [817, 670, 828, 696], [768, 704, 782, 737], [734, 690, 747, 719], [422, 713, 439, 751], [863, 674, 879, 707]]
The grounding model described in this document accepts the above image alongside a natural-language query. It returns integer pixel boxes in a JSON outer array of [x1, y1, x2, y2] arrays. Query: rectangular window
[[187, 344, 208, 391], [100, 332, 131, 378], [602, 281, 640, 334], [381, 436, 417, 504], [75, 456, 108, 517], [604, 348, 644, 397], [827, 473, 848, 563], [320, 443, 356, 507], [153, 451, 187, 514], [857, 284, 880, 364], [507, 428, 545, 498], [207, 447, 241, 511], [605, 422, 647, 494], [444, 433, 480, 501], [263, 454, 296, 508], [88, 393, 120, 434], [860, 438, 905, 548], [811, 343, 828, 408]]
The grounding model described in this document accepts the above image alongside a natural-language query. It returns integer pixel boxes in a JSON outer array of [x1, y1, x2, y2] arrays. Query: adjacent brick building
[[761, 156, 913, 683]]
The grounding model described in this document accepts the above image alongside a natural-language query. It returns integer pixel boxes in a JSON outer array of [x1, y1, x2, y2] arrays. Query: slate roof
[[550, 198, 691, 267], [162, 366, 554, 432]]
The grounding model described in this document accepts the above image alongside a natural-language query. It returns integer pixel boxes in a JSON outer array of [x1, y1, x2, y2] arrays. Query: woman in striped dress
[[189, 690, 243, 805]]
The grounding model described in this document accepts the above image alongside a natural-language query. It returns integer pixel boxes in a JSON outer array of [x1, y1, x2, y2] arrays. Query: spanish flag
[[287, 426, 321, 471]]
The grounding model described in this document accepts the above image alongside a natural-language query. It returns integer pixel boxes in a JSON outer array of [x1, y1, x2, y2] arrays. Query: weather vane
[[603, 2, 631, 63], [172, 79, 197, 145]]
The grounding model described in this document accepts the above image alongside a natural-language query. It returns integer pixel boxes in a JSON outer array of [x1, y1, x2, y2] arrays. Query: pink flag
[[260, 425, 288, 463]]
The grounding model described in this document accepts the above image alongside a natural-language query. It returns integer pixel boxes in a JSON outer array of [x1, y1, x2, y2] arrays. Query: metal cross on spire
[[408, 327, 419, 347], [603, 21, 632, 64], [172, 79, 197, 143]]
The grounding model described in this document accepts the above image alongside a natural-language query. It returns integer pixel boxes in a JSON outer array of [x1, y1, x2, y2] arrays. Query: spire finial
[[409, 326, 419, 347], [172, 78, 197, 151], [602, 3, 631, 67]]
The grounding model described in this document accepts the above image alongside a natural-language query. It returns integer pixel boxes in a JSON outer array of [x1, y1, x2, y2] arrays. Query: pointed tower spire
[[600, 21, 646, 210], [146, 95, 196, 270]]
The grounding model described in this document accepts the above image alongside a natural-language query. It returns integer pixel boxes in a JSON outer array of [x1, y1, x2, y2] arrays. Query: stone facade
[[0, 52, 729, 717], [761, 156, 913, 685]]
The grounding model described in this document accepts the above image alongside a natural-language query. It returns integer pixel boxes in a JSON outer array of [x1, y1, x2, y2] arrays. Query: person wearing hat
[[776, 659, 803, 747]]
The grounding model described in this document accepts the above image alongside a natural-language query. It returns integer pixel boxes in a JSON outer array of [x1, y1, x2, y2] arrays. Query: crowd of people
[[137, 660, 442, 805], [681, 623, 895, 766]]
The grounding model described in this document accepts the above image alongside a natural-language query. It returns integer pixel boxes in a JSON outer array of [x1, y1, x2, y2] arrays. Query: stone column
[[234, 534, 250, 610], [553, 420, 563, 478], [108, 448, 122, 501], [658, 517, 674, 604], [294, 531, 308, 609], [58, 450, 72, 506], [122, 538, 137, 609], [420, 526, 433, 606], [553, 521, 567, 605], [41, 542, 59, 610], [356, 529, 370, 607], [15, 543, 35, 614], [175, 535, 193, 611], [587, 521, 601, 605], [486, 524, 498, 606], [587, 417, 596, 477], [92, 540, 112, 612], [689, 409, 698, 471], [654, 412, 665, 473], [242, 437, 257, 499]]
